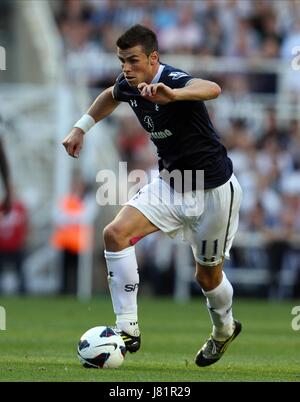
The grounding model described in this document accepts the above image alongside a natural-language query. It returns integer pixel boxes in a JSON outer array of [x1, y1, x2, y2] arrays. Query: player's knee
[[103, 223, 128, 250], [195, 272, 217, 291], [195, 266, 222, 291]]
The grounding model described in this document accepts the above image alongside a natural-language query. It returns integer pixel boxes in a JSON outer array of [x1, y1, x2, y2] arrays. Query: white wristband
[[74, 114, 96, 134]]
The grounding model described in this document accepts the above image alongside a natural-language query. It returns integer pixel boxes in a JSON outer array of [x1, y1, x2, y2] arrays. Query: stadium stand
[[1, 0, 300, 299]]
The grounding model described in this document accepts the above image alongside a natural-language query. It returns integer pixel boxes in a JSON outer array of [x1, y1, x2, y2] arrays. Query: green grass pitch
[[0, 296, 299, 382]]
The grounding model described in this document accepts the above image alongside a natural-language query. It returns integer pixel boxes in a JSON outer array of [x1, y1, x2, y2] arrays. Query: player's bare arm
[[138, 79, 221, 104], [87, 86, 120, 121], [62, 87, 120, 158]]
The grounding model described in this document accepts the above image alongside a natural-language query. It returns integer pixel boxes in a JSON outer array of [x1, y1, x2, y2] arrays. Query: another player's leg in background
[[103, 206, 159, 352]]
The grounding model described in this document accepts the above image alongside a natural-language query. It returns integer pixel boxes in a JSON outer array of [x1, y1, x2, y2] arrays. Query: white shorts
[[125, 174, 242, 267]]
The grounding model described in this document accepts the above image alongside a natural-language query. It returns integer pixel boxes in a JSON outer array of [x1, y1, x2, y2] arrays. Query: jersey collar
[[151, 64, 165, 84]]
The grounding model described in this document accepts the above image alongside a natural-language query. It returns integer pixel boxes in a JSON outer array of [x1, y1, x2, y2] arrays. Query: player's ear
[[149, 51, 159, 65]]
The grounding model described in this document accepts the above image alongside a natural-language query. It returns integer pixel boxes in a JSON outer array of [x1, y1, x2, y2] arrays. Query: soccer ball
[[77, 326, 126, 369]]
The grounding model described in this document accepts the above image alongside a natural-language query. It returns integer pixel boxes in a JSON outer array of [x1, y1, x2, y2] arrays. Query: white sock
[[202, 272, 234, 341], [104, 246, 140, 337]]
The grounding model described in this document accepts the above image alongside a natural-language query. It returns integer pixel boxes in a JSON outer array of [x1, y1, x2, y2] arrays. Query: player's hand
[[62, 127, 84, 158], [137, 82, 176, 104]]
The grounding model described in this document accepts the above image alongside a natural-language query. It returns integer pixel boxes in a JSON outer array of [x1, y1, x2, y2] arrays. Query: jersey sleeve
[[112, 73, 128, 102]]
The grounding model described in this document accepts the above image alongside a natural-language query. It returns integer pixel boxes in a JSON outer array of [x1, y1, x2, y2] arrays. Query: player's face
[[117, 45, 159, 87]]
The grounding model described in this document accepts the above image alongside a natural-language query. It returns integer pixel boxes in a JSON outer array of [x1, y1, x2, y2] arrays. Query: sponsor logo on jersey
[[143, 115, 173, 139], [168, 71, 189, 80], [150, 129, 173, 139]]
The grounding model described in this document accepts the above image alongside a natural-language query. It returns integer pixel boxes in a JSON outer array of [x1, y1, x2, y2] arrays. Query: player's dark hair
[[116, 25, 158, 56]]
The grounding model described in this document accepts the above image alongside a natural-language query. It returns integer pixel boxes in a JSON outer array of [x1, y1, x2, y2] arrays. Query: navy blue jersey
[[113, 63, 233, 190]]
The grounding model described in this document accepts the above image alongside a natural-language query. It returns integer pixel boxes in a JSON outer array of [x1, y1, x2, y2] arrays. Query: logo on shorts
[[144, 115, 154, 132], [132, 189, 142, 200]]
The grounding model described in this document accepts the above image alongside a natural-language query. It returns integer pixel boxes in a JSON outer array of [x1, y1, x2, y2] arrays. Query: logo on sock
[[226, 305, 232, 314], [124, 283, 139, 292]]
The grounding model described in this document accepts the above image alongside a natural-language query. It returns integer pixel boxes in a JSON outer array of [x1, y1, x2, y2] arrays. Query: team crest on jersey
[[168, 71, 189, 80], [144, 115, 155, 132]]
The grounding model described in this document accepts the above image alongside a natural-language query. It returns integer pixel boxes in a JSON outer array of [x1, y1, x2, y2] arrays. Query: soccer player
[[62, 25, 243, 367]]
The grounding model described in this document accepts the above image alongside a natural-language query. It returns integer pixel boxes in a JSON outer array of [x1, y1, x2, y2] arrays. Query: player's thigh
[[124, 177, 183, 238], [107, 205, 160, 240], [188, 175, 242, 266]]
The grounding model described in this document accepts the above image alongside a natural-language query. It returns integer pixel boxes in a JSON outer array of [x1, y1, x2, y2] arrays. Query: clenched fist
[[62, 127, 84, 158]]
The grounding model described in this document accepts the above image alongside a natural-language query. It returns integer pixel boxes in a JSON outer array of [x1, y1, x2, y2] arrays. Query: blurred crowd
[[224, 113, 300, 297], [2, 0, 300, 298], [53, 0, 300, 87], [52, 0, 300, 298]]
